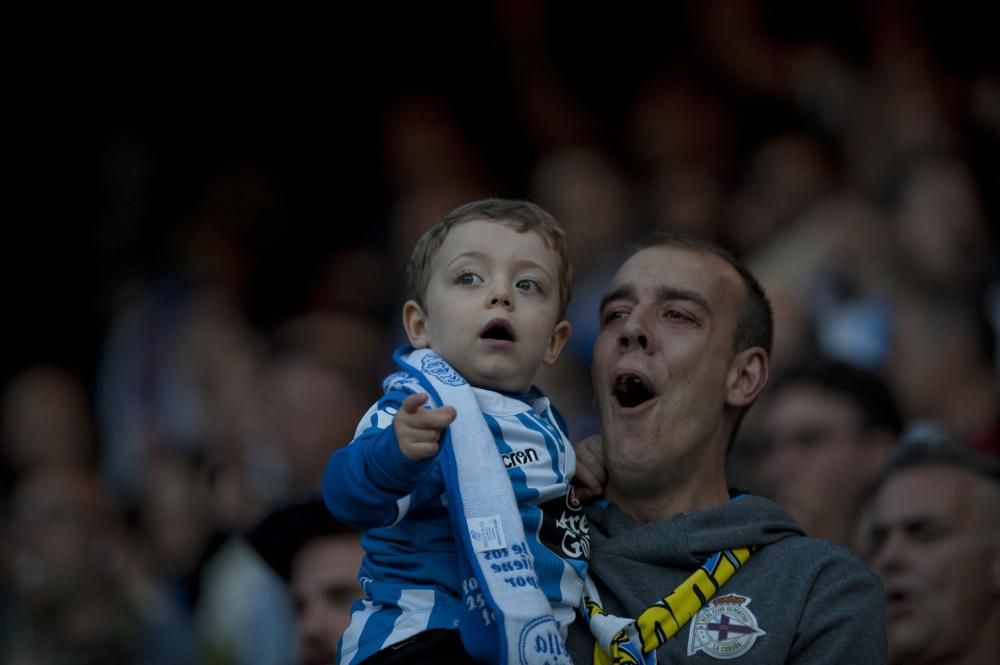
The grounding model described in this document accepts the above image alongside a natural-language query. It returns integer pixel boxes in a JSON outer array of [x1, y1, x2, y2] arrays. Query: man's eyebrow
[[599, 285, 636, 313], [655, 285, 710, 313], [599, 284, 710, 313]]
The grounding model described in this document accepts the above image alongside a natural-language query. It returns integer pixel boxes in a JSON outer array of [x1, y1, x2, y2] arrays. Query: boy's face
[[404, 219, 571, 393]]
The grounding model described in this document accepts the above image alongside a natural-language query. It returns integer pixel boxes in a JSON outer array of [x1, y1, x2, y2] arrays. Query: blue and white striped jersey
[[324, 370, 589, 665]]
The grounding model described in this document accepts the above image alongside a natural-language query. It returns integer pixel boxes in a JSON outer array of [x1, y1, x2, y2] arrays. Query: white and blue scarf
[[393, 347, 569, 665]]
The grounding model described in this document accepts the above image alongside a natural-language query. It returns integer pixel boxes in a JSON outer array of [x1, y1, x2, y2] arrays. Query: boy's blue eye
[[457, 272, 482, 286], [516, 279, 541, 293]]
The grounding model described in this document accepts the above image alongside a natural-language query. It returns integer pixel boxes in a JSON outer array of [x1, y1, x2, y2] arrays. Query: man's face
[[405, 219, 570, 394], [760, 385, 890, 545], [864, 466, 1000, 664], [592, 246, 745, 496], [290, 535, 364, 665]]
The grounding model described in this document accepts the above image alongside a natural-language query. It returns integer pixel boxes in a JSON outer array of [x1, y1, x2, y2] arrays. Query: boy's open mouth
[[613, 373, 657, 408], [481, 319, 515, 342]]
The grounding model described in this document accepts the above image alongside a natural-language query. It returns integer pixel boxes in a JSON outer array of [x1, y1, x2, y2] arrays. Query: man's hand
[[573, 434, 606, 502], [394, 393, 457, 461]]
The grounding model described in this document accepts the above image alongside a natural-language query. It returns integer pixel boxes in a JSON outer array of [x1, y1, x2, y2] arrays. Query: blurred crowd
[[3, 2, 1000, 663]]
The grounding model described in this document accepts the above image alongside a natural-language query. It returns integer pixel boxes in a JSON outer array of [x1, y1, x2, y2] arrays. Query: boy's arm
[[323, 389, 455, 529]]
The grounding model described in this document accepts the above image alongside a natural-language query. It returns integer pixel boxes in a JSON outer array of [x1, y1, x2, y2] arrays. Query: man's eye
[[516, 279, 541, 293], [457, 272, 482, 286], [664, 309, 692, 322], [602, 310, 627, 325]]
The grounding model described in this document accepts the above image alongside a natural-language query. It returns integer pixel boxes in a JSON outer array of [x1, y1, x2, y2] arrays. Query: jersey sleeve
[[322, 387, 440, 530]]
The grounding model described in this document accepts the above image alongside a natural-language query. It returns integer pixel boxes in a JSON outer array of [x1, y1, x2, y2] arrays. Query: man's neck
[[605, 469, 730, 524]]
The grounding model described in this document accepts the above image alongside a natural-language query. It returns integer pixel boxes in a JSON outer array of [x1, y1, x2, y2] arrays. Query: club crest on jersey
[[421, 354, 467, 386], [687, 593, 766, 660]]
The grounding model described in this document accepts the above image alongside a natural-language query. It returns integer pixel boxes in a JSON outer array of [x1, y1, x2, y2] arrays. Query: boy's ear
[[725, 346, 768, 408], [402, 300, 432, 349], [543, 320, 572, 366]]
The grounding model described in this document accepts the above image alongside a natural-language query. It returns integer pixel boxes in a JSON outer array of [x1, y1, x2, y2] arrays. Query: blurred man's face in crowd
[[863, 466, 1000, 665], [291, 534, 364, 665], [760, 384, 892, 548]]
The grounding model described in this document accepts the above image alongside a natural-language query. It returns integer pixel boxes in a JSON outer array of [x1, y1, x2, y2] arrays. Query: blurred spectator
[[748, 191, 896, 374], [887, 154, 991, 294], [97, 230, 268, 507], [643, 164, 725, 241], [724, 130, 837, 256], [138, 448, 215, 611], [626, 74, 734, 179], [531, 146, 633, 367], [196, 529, 296, 665], [307, 248, 395, 324], [2, 466, 198, 664], [264, 312, 383, 494], [272, 311, 387, 401], [887, 291, 999, 454], [751, 359, 903, 550], [194, 452, 297, 665], [861, 439, 1000, 665], [247, 496, 364, 665], [1, 364, 94, 492]]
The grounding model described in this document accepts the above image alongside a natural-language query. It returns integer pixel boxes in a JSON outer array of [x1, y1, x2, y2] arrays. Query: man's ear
[[543, 320, 572, 366], [402, 300, 432, 349], [726, 346, 769, 408]]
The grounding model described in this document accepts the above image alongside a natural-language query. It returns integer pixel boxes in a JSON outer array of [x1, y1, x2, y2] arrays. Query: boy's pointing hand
[[395, 392, 457, 461]]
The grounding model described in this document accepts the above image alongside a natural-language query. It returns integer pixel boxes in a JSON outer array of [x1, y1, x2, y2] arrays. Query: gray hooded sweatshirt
[[566, 494, 887, 664]]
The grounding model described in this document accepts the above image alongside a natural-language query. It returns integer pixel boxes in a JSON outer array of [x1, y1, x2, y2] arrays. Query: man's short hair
[[405, 198, 574, 320], [881, 438, 1000, 489], [246, 495, 356, 580], [770, 360, 904, 438]]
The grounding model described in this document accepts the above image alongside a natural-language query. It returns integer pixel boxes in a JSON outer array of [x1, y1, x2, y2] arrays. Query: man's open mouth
[[481, 319, 515, 342], [613, 373, 657, 408]]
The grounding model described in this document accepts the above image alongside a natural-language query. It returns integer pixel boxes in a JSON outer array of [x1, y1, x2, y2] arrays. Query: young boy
[[324, 199, 586, 665]]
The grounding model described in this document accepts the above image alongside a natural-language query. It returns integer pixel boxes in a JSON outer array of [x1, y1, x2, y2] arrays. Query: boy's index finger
[[400, 392, 430, 413], [412, 404, 457, 428]]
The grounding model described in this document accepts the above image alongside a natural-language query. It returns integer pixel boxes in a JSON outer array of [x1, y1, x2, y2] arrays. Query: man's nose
[[618, 310, 651, 352]]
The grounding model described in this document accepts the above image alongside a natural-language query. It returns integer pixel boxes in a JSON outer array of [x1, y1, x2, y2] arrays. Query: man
[[247, 496, 365, 665], [862, 440, 1000, 665], [569, 233, 886, 663], [757, 360, 903, 549]]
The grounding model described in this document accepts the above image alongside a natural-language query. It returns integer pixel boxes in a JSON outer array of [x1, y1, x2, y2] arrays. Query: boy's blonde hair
[[405, 198, 574, 320]]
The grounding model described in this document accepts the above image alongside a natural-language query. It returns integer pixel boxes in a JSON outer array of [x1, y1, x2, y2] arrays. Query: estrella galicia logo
[[538, 489, 590, 560], [421, 354, 467, 386]]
